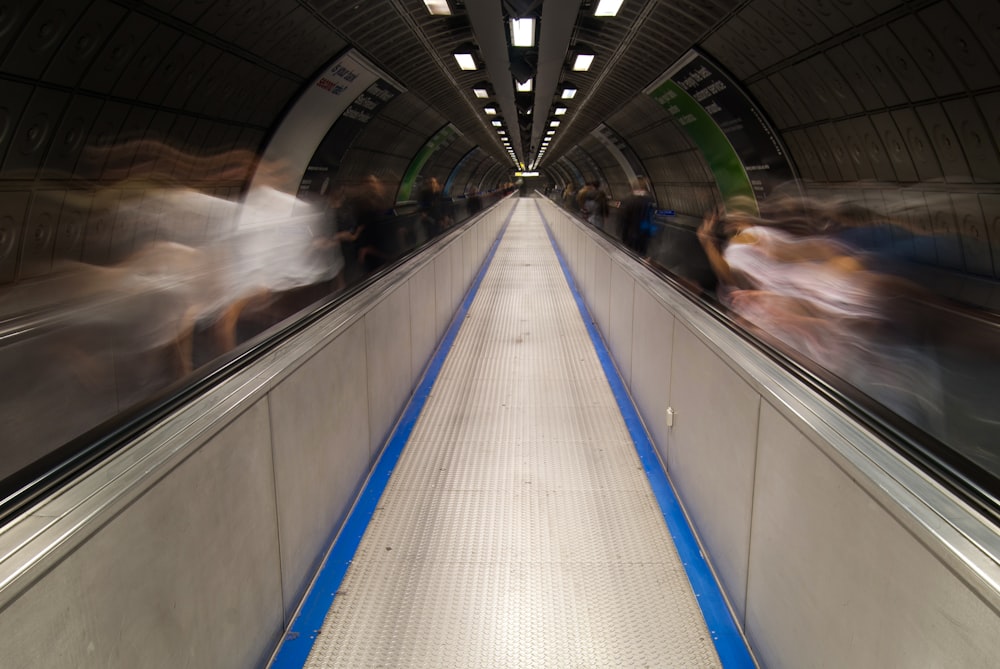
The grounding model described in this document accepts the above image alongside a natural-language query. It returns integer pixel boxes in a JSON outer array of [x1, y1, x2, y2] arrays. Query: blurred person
[[466, 186, 482, 215], [418, 177, 449, 236], [697, 194, 948, 434], [0, 142, 348, 459], [562, 182, 577, 209], [338, 174, 391, 275], [620, 177, 656, 256], [576, 182, 595, 218]]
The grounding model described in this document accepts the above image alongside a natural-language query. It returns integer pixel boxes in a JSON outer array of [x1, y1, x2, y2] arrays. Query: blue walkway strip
[[535, 200, 757, 669], [269, 204, 517, 668]]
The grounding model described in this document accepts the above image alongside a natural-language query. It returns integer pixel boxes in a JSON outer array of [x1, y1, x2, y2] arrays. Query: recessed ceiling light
[[561, 86, 577, 99], [423, 0, 451, 15], [491, 120, 503, 127], [572, 53, 595, 71], [515, 79, 533, 92], [554, 106, 567, 115], [549, 120, 560, 127], [594, 0, 624, 17], [473, 87, 489, 98], [509, 17, 536, 47], [546, 130, 555, 135], [484, 105, 498, 115], [454, 46, 477, 70]]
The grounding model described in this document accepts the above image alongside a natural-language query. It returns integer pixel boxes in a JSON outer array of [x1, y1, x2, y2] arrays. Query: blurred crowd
[[0, 143, 501, 471], [550, 179, 1000, 467]]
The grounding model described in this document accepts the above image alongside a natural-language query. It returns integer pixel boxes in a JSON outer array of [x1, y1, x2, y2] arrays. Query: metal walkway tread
[[303, 199, 722, 667]]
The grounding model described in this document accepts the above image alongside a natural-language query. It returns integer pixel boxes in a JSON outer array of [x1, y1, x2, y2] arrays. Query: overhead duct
[[502, 0, 543, 18], [508, 48, 538, 84]]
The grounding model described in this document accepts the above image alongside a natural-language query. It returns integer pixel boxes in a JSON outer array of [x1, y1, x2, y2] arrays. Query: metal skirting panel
[[303, 200, 720, 668]]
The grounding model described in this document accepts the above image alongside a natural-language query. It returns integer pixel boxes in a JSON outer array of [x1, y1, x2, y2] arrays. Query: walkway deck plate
[[299, 200, 723, 667]]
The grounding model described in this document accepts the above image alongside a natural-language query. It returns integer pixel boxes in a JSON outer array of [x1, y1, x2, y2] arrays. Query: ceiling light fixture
[[454, 44, 478, 70], [554, 106, 567, 115], [484, 105, 498, 115], [423, 0, 451, 15], [572, 53, 595, 71], [509, 17, 536, 47], [515, 78, 533, 92], [594, 0, 625, 17], [549, 120, 560, 127], [491, 120, 503, 127], [560, 85, 577, 99]]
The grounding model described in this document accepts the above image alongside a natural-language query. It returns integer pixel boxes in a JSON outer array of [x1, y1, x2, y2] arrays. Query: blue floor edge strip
[[535, 201, 757, 669], [269, 202, 518, 668]]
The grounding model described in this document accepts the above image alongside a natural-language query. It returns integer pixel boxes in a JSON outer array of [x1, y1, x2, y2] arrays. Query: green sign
[[647, 51, 797, 215], [648, 78, 757, 213], [398, 124, 461, 200]]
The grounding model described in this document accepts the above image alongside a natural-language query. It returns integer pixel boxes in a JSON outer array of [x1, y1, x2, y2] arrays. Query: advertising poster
[[251, 49, 405, 200], [298, 77, 402, 198], [397, 124, 461, 201], [645, 50, 795, 213]]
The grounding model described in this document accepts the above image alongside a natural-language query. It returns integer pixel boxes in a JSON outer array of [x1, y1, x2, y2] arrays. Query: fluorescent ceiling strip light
[[572, 54, 595, 71], [509, 17, 536, 47], [454, 52, 477, 70], [594, 0, 624, 17], [423, 0, 451, 15]]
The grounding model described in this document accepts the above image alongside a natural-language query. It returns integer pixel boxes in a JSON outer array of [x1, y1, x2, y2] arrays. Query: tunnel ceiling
[[0, 0, 740, 186], [313, 0, 743, 171]]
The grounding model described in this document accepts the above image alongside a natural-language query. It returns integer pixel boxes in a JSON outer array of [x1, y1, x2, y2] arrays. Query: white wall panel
[[668, 324, 760, 621], [434, 249, 454, 341], [630, 288, 675, 462], [409, 262, 439, 382], [463, 230, 477, 285], [365, 284, 413, 455], [269, 321, 371, 617], [0, 400, 282, 669], [592, 247, 612, 343], [608, 261, 635, 387], [450, 240, 465, 316], [746, 402, 1000, 669], [583, 237, 596, 312]]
